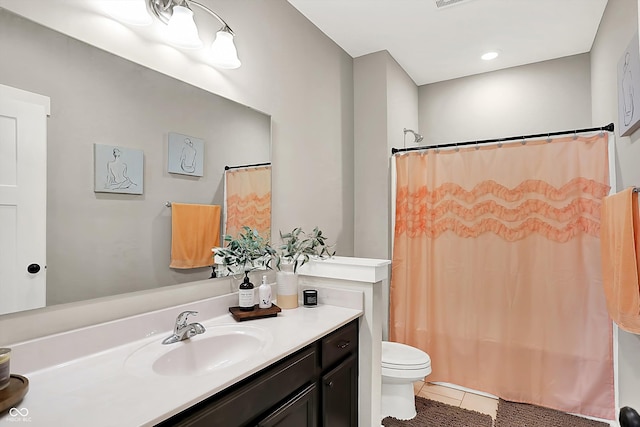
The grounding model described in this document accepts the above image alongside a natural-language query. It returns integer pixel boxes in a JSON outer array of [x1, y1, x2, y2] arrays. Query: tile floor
[[413, 381, 498, 420]]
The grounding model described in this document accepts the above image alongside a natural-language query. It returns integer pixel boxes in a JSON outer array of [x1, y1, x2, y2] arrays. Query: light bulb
[[166, 5, 202, 49], [211, 30, 241, 69]]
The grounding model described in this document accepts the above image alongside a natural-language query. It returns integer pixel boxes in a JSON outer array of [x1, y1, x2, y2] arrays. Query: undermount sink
[[124, 324, 272, 377]]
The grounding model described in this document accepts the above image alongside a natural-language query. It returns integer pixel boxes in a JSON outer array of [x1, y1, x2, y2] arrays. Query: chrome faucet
[[162, 310, 206, 345]]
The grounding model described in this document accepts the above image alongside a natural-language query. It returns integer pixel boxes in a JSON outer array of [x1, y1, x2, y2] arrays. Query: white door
[[0, 84, 49, 315]]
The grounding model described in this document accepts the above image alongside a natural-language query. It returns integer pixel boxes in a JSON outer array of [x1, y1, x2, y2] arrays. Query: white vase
[[276, 265, 298, 309]]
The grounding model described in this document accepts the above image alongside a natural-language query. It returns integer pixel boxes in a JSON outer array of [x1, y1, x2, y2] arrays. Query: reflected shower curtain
[[390, 134, 614, 419], [224, 165, 271, 240]]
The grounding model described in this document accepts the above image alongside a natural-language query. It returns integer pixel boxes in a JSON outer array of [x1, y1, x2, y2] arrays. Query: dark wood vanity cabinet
[[320, 321, 358, 427], [321, 353, 358, 427], [257, 383, 318, 427], [156, 319, 359, 427]]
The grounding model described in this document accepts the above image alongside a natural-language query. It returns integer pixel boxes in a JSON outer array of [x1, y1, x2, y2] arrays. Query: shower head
[[404, 128, 424, 143]]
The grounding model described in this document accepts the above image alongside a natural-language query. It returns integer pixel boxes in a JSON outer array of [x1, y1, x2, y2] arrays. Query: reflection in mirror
[[0, 9, 271, 314], [223, 163, 272, 240]]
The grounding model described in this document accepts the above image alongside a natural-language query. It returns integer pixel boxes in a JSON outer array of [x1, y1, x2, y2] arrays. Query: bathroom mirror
[[0, 9, 271, 313]]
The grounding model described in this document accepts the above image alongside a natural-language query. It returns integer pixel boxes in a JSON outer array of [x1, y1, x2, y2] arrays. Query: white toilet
[[381, 341, 432, 421]]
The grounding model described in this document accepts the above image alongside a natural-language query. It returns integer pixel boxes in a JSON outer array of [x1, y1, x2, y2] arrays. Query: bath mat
[[382, 396, 493, 427], [495, 398, 610, 427]]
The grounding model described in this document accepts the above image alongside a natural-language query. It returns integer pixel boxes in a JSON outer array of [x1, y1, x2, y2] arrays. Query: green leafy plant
[[276, 227, 335, 273], [214, 226, 276, 277]]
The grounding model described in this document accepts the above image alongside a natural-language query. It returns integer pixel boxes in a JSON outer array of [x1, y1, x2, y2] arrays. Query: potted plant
[[214, 226, 276, 278], [213, 226, 276, 311], [276, 226, 335, 273], [275, 227, 335, 309]]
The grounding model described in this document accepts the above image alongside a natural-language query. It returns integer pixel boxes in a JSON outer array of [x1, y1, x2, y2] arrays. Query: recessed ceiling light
[[481, 51, 499, 61]]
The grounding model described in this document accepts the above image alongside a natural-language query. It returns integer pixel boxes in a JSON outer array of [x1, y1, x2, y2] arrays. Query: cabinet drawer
[[321, 321, 358, 370]]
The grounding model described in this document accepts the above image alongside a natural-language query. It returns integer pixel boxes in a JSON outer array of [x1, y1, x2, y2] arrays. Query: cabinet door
[[258, 384, 318, 427], [157, 346, 317, 427], [321, 353, 357, 427]]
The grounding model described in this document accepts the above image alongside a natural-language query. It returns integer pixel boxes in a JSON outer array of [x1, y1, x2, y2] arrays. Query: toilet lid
[[382, 341, 431, 369]]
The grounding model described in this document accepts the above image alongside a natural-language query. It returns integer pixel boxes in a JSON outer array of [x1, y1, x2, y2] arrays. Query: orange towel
[[600, 187, 640, 333], [170, 203, 221, 269]]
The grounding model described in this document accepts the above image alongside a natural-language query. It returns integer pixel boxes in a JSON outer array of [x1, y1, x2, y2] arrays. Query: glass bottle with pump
[[239, 275, 255, 311]]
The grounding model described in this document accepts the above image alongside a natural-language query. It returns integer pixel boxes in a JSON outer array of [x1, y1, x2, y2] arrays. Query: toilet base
[[381, 380, 418, 421]]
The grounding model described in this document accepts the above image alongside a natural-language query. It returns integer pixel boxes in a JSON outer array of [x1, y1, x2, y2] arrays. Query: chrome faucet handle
[[162, 311, 204, 345], [175, 310, 198, 330]]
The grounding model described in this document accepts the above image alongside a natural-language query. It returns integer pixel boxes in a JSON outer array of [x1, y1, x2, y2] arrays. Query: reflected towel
[[170, 203, 221, 269], [600, 187, 640, 333]]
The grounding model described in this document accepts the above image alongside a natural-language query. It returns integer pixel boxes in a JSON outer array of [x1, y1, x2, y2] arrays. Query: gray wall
[[419, 53, 593, 144], [353, 50, 418, 340], [0, 0, 355, 342], [0, 0, 355, 254], [354, 52, 391, 260], [0, 10, 271, 304], [354, 51, 418, 260], [591, 0, 640, 412]]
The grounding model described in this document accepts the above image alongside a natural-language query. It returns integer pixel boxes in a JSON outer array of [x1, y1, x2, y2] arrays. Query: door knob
[[27, 264, 41, 274]]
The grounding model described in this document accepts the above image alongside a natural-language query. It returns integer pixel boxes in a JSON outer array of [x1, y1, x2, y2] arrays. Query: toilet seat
[[382, 341, 431, 370]]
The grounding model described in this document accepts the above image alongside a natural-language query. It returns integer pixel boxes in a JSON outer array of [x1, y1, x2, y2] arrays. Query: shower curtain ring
[[546, 133, 551, 143], [475, 141, 479, 150], [521, 136, 526, 145], [455, 142, 459, 152], [573, 130, 578, 140]]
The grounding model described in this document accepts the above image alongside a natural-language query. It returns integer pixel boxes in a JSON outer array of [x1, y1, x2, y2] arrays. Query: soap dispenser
[[239, 275, 255, 311], [258, 275, 272, 309]]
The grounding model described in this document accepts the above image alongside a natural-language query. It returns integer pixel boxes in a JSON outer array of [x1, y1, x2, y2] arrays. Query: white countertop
[[0, 296, 362, 426]]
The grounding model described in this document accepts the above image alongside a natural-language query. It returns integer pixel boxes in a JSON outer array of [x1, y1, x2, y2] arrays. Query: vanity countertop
[[0, 300, 362, 426]]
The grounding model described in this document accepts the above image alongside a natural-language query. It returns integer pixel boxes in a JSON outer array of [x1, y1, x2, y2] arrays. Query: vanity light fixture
[[147, 0, 241, 69], [481, 51, 499, 61]]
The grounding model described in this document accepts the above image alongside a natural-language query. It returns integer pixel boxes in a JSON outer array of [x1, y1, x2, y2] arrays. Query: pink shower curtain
[[390, 134, 614, 419], [224, 165, 271, 240]]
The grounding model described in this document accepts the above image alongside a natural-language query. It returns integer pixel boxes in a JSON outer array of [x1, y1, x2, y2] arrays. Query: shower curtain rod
[[391, 123, 614, 154], [225, 162, 271, 170]]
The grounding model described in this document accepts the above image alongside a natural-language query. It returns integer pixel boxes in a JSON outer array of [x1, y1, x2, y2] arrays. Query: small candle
[[0, 348, 11, 391], [303, 289, 318, 307]]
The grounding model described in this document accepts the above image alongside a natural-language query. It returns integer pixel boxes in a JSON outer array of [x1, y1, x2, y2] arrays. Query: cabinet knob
[[337, 340, 350, 349], [27, 263, 41, 274], [325, 381, 334, 388]]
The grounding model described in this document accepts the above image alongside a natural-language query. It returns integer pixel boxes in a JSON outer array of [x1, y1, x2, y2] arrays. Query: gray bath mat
[[382, 396, 493, 427], [495, 398, 610, 427]]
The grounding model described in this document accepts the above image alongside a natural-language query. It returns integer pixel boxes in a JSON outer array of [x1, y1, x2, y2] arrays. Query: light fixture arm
[[187, 0, 235, 35], [147, 0, 234, 34]]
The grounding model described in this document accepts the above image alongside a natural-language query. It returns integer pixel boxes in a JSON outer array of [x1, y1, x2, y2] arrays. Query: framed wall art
[[618, 32, 640, 137], [94, 144, 144, 195], [168, 132, 204, 177]]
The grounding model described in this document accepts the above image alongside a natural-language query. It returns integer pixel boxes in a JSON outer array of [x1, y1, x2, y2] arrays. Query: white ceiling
[[286, 0, 609, 86]]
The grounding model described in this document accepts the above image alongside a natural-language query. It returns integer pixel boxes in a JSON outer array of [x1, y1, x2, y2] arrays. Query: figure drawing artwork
[[618, 32, 640, 137], [168, 132, 204, 177], [94, 144, 144, 194]]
